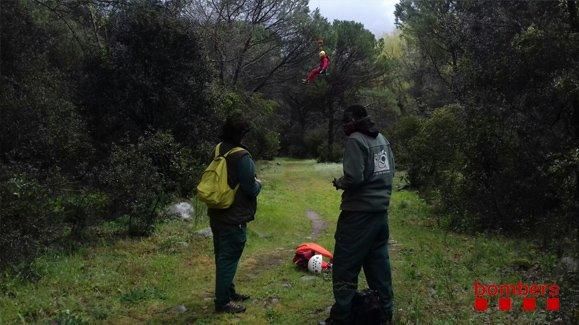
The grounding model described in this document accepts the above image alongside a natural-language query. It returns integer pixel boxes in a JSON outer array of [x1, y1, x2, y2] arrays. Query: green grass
[[0, 159, 559, 324]]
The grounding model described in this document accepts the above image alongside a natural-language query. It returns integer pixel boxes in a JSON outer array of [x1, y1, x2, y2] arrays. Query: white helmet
[[308, 254, 323, 273]]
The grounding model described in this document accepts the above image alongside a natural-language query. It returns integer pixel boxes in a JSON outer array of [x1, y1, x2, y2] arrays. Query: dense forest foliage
[[391, 0, 578, 249], [1, 0, 577, 272]]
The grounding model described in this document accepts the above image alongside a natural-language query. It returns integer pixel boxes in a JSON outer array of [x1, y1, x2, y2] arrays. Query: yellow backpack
[[196, 143, 245, 209]]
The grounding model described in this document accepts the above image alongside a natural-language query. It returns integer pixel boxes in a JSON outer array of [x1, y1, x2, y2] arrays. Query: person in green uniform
[[325, 105, 395, 324], [208, 111, 262, 314]]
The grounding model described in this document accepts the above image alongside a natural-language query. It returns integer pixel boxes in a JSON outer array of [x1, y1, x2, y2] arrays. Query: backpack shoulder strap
[[224, 147, 247, 158], [214, 143, 248, 161], [214, 143, 222, 159]]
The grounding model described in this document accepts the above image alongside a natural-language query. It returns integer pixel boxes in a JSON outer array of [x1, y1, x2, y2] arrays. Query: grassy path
[[0, 159, 556, 324]]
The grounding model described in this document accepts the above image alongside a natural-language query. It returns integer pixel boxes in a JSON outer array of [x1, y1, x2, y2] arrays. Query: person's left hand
[[332, 177, 344, 190]]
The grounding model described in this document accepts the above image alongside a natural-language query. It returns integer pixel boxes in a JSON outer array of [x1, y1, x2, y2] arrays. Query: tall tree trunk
[[88, 4, 103, 52], [568, 0, 579, 245], [568, 0, 578, 32], [232, 35, 253, 87], [0, 0, 3, 77], [299, 107, 306, 142], [327, 98, 334, 158], [573, 76, 579, 249]]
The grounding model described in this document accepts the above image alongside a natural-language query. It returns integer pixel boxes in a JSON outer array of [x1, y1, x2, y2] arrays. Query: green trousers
[[330, 210, 394, 323], [211, 223, 247, 308]]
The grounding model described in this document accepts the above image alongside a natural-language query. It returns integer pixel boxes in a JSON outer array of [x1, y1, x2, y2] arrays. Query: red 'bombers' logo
[[473, 281, 560, 312]]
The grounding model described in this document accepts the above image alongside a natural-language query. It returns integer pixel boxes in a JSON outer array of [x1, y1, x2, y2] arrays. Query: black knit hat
[[342, 104, 368, 122], [221, 110, 251, 144], [342, 104, 379, 138]]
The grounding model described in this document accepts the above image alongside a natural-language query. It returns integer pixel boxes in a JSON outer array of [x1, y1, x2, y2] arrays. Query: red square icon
[[522, 297, 536, 312], [498, 297, 512, 311], [546, 298, 560, 311], [474, 297, 488, 312]]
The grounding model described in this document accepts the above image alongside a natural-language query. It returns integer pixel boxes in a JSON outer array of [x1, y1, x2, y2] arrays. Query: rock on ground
[[195, 227, 213, 238], [166, 202, 194, 221], [559, 256, 578, 273]]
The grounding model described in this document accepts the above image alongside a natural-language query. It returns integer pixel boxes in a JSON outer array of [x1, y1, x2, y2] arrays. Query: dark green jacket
[[208, 142, 261, 228], [339, 132, 395, 212]]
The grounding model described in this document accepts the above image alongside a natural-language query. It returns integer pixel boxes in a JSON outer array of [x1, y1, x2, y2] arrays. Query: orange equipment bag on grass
[[293, 242, 333, 271]]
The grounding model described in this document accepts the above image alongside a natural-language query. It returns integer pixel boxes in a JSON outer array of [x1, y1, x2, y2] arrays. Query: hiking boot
[[382, 311, 393, 324], [231, 293, 250, 302], [215, 302, 246, 314]]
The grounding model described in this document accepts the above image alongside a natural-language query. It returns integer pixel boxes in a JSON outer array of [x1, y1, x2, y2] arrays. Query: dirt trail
[[306, 210, 327, 240]]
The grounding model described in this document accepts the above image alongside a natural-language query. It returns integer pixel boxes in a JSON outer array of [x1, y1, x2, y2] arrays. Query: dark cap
[[221, 110, 251, 144], [342, 104, 368, 122]]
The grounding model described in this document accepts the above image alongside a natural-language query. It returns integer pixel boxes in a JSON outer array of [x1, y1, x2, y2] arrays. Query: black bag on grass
[[351, 289, 387, 325]]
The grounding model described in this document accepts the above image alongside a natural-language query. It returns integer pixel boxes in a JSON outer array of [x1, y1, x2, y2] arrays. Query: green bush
[[394, 103, 577, 247], [397, 105, 465, 191], [135, 131, 205, 197], [102, 136, 164, 236], [55, 191, 110, 239], [99, 131, 204, 236], [246, 128, 281, 160], [317, 143, 343, 163], [390, 115, 422, 170], [392, 106, 471, 230], [303, 128, 327, 158], [0, 172, 61, 270]]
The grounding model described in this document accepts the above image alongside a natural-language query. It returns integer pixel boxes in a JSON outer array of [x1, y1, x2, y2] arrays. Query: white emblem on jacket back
[[373, 149, 390, 175]]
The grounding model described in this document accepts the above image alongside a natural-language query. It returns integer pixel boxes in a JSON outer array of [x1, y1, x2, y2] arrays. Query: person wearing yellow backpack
[[205, 111, 261, 314]]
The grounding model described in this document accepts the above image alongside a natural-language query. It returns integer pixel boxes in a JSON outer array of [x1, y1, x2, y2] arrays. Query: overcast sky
[[308, 0, 398, 38]]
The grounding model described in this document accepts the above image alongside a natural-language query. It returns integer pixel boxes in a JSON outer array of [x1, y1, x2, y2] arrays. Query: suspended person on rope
[[321, 105, 396, 325], [302, 50, 330, 84], [199, 110, 262, 314]]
